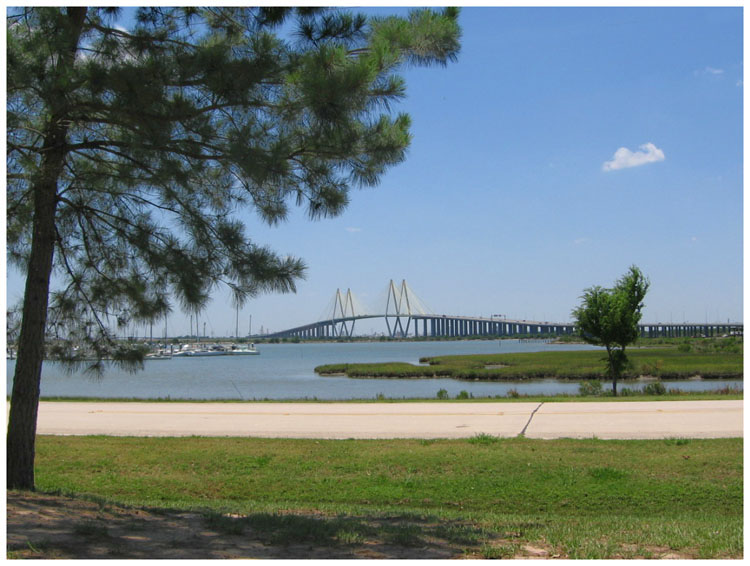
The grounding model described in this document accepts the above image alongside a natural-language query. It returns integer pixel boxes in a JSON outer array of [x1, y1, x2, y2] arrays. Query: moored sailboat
[[227, 343, 259, 355]]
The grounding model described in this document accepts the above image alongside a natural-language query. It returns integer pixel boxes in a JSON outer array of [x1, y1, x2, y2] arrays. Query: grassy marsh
[[315, 347, 742, 381]]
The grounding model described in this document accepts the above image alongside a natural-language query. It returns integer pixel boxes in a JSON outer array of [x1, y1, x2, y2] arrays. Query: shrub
[[579, 380, 603, 397], [643, 382, 667, 395], [436, 388, 449, 400], [456, 390, 472, 400], [506, 388, 520, 398], [467, 433, 500, 445], [713, 385, 743, 395]]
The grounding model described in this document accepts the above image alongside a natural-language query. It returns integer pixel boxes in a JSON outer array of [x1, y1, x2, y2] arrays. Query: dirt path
[[7, 490, 702, 560], [7, 490, 523, 559]]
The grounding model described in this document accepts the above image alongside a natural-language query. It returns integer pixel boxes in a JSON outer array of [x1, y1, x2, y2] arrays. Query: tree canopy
[[7, 6, 461, 489], [8, 6, 460, 365], [572, 265, 650, 395]]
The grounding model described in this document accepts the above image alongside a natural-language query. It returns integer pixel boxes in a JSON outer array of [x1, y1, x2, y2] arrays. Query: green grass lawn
[[316, 347, 743, 381], [34, 435, 743, 558]]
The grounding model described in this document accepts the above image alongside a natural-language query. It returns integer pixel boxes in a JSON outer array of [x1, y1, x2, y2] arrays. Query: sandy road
[[30, 400, 742, 439], [525, 400, 743, 439]]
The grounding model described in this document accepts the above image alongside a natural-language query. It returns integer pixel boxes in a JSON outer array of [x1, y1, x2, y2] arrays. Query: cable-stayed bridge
[[264, 280, 743, 339]]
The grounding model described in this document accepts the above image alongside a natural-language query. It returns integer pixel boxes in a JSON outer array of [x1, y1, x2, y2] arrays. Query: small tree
[[572, 266, 649, 396]]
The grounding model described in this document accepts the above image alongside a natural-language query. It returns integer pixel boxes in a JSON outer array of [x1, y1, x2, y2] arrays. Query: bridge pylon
[[331, 288, 356, 337], [385, 279, 421, 338]]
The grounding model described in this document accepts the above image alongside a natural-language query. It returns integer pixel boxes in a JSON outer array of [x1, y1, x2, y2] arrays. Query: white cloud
[[694, 66, 725, 77], [345, 227, 362, 233], [602, 142, 665, 172]]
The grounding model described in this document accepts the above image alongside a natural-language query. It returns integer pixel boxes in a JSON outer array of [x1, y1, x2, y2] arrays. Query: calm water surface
[[6, 340, 742, 400]]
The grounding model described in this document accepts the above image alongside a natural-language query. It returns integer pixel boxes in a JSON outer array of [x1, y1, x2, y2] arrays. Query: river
[[6, 340, 742, 400]]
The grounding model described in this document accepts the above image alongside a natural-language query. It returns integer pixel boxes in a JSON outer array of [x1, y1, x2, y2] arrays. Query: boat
[[145, 352, 172, 360], [185, 348, 226, 357], [227, 344, 260, 355], [169, 343, 259, 357], [172, 344, 229, 357], [172, 344, 202, 357], [144, 346, 173, 360]]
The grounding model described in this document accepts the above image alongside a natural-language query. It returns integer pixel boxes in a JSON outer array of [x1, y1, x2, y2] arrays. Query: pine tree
[[7, 7, 461, 489]]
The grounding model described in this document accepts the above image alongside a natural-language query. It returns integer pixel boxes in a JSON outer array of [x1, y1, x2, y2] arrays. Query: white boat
[[172, 345, 205, 357], [172, 344, 229, 357], [185, 348, 226, 357], [145, 353, 172, 360], [227, 345, 260, 355], [170, 343, 259, 357], [171, 345, 195, 357], [144, 347, 173, 360]]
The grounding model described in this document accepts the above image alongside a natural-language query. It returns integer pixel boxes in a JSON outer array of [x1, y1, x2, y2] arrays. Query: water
[[6, 340, 742, 400]]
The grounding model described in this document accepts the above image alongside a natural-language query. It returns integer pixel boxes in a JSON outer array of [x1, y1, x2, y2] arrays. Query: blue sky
[[5, 6, 744, 337]]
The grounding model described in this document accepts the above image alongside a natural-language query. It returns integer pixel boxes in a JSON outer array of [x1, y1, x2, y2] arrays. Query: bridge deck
[[265, 314, 742, 340]]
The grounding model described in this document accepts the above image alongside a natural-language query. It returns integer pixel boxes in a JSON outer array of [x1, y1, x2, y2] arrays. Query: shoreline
[[12, 388, 744, 404]]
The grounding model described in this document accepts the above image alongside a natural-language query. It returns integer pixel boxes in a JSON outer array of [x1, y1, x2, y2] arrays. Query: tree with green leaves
[[7, 7, 461, 490], [572, 266, 650, 396]]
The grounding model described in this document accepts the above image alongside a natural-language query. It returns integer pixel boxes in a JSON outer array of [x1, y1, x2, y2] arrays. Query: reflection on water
[[6, 340, 743, 400]]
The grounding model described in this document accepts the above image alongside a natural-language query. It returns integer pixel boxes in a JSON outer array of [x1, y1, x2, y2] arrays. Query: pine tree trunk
[[6, 7, 87, 491], [6, 180, 57, 489]]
